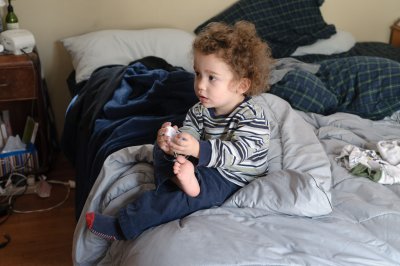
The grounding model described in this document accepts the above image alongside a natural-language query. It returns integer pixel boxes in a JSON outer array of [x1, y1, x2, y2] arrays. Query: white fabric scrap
[[377, 139, 400, 166]]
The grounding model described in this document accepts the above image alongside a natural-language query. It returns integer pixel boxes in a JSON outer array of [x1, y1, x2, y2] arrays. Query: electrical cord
[[0, 152, 71, 215], [0, 142, 40, 201], [0, 172, 30, 200], [0, 162, 74, 250], [7, 178, 73, 214], [1, 170, 74, 214]]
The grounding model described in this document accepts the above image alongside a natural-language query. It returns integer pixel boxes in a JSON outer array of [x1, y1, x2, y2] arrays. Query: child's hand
[[156, 122, 178, 155], [169, 132, 200, 158]]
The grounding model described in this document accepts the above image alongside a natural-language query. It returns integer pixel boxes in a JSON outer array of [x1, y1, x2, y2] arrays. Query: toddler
[[86, 20, 273, 241]]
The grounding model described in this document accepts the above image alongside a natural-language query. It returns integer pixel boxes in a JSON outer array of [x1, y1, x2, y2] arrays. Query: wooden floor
[[0, 152, 76, 266]]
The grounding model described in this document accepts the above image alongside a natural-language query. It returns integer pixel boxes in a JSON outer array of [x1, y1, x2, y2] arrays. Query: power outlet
[[0, 183, 37, 196], [0, 175, 37, 196]]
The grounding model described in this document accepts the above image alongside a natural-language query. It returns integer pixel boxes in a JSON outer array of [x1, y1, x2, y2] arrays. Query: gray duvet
[[73, 94, 400, 266]]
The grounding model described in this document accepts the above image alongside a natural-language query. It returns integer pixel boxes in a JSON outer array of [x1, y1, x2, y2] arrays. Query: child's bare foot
[[172, 155, 200, 197]]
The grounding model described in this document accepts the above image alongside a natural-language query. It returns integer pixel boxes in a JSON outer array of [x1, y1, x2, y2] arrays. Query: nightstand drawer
[[0, 65, 37, 101]]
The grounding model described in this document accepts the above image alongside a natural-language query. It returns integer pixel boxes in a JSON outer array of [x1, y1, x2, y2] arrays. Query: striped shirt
[[179, 98, 270, 186]]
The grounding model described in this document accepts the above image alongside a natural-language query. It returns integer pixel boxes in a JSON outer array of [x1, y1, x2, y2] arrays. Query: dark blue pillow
[[269, 70, 337, 115], [194, 0, 336, 58]]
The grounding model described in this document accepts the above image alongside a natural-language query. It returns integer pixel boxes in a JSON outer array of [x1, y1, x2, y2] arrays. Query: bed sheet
[[72, 94, 400, 266]]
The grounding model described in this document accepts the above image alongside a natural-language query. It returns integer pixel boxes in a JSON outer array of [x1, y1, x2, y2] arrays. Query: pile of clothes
[[337, 140, 400, 184]]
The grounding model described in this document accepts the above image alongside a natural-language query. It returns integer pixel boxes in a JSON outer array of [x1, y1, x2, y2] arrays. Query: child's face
[[193, 51, 247, 116]]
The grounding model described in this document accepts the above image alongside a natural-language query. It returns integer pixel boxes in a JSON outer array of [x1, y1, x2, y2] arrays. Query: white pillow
[[61, 28, 195, 83], [291, 30, 356, 56]]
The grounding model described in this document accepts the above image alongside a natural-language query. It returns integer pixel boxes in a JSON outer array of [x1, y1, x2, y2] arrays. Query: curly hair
[[193, 21, 273, 95]]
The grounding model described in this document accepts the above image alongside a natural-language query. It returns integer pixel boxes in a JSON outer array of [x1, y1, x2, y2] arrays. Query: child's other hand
[[169, 132, 199, 158]]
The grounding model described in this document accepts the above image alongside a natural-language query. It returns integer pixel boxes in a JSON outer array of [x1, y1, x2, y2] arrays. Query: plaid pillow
[[194, 0, 336, 58]]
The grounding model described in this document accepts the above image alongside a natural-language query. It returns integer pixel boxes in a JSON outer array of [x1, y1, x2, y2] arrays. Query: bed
[[60, 0, 400, 265]]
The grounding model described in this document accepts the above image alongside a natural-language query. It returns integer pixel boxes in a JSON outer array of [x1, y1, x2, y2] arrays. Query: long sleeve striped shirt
[[179, 97, 270, 186]]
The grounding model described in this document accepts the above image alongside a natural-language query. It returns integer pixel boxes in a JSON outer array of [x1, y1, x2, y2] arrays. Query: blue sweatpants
[[118, 144, 241, 240]]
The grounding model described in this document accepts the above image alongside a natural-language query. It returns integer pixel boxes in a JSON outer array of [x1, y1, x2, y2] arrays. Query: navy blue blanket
[[62, 60, 197, 218]]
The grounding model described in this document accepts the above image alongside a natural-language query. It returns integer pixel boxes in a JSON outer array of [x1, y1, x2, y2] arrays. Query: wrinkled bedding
[[73, 94, 400, 266], [63, 56, 400, 221], [270, 56, 400, 120]]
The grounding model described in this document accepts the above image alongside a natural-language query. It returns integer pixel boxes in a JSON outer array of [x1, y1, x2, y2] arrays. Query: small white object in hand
[[165, 126, 178, 138]]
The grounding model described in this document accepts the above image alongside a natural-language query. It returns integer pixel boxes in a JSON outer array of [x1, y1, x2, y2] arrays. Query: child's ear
[[238, 78, 251, 94]]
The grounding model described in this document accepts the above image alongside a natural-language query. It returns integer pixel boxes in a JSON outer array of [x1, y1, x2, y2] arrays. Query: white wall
[[6, 0, 400, 136], [321, 0, 399, 42]]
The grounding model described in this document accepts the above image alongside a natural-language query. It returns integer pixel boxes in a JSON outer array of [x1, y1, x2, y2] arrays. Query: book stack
[[0, 110, 13, 149], [22, 116, 39, 145]]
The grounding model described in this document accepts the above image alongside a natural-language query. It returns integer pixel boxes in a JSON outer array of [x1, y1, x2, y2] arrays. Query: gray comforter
[[73, 94, 400, 266]]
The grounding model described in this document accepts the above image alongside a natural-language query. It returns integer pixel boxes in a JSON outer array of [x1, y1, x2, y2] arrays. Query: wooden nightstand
[[0, 52, 52, 171], [390, 23, 400, 48]]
